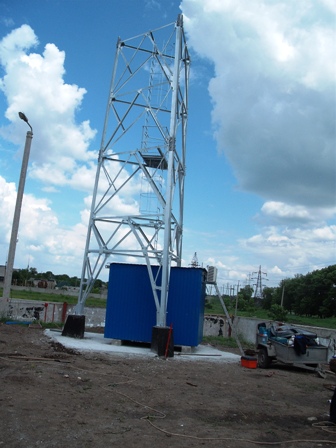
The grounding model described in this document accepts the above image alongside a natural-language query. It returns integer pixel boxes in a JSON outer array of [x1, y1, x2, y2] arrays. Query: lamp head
[[18, 112, 29, 123]]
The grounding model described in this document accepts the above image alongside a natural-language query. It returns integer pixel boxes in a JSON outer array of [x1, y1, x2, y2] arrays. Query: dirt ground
[[0, 323, 335, 448]]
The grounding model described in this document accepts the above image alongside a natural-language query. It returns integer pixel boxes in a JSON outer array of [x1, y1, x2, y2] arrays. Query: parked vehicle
[[256, 321, 330, 375]]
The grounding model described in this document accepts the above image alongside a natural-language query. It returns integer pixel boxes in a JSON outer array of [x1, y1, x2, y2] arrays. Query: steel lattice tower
[[253, 265, 268, 299], [75, 15, 190, 328]]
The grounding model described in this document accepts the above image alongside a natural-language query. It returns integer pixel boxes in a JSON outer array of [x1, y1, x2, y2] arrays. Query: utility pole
[[281, 283, 285, 307], [245, 273, 252, 287], [1, 112, 33, 316], [234, 280, 240, 317]]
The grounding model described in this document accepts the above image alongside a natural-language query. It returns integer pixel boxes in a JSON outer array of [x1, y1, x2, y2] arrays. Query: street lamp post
[[0, 112, 33, 315]]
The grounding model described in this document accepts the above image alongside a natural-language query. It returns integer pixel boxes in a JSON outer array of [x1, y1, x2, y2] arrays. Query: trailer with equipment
[[256, 321, 330, 376]]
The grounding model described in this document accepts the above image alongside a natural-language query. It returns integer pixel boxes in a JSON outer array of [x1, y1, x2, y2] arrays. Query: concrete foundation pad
[[45, 329, 241, 363]]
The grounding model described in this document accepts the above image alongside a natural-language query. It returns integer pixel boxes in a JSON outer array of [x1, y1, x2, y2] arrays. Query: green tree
[[279, 265, 336, 318], [261, 286, 277, 310], [239, 285, 253, 300], [267, 304, 288, 321]]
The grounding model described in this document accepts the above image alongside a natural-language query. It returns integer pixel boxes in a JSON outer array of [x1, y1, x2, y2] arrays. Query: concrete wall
[[8, 299, 67, 323], [203, 315, 262, 341], [7, 299, 106, 326], [204, 314, 336, 344], [204, 314, 336, 358], [6, 300, 336, 356]]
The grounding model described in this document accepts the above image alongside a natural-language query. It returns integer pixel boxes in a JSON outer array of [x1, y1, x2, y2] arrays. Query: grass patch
[[38, 321, 63, 329], [205, 296, 336, 329], [0, 288, 107, 308], [283, 314, 336, 329], [0, 317, 64, 329], [203, 335, 254, 350]]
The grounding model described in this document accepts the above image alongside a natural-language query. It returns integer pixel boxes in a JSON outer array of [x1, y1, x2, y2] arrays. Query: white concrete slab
[[45, 329, 241, 363]]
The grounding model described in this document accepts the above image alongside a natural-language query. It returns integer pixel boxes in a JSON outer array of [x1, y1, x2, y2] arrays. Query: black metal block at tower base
[[151, 326, 174, 357], [62, 315, 85, 339]]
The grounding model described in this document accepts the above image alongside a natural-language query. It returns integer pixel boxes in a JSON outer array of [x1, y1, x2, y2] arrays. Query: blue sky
[[0, 0, 335, 292]]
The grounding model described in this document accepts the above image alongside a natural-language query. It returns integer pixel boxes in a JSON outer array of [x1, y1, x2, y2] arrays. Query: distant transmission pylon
[[190, 252, 200, 267], [75, 15, 190, 328], [252, 265, 268, 299]]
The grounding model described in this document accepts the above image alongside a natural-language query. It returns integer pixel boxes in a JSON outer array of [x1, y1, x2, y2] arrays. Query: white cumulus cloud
[[0, 25, 97, 190], [180, 0, 335, 285], [0, 20, 148, 275], [181, 0, 336, 209]]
